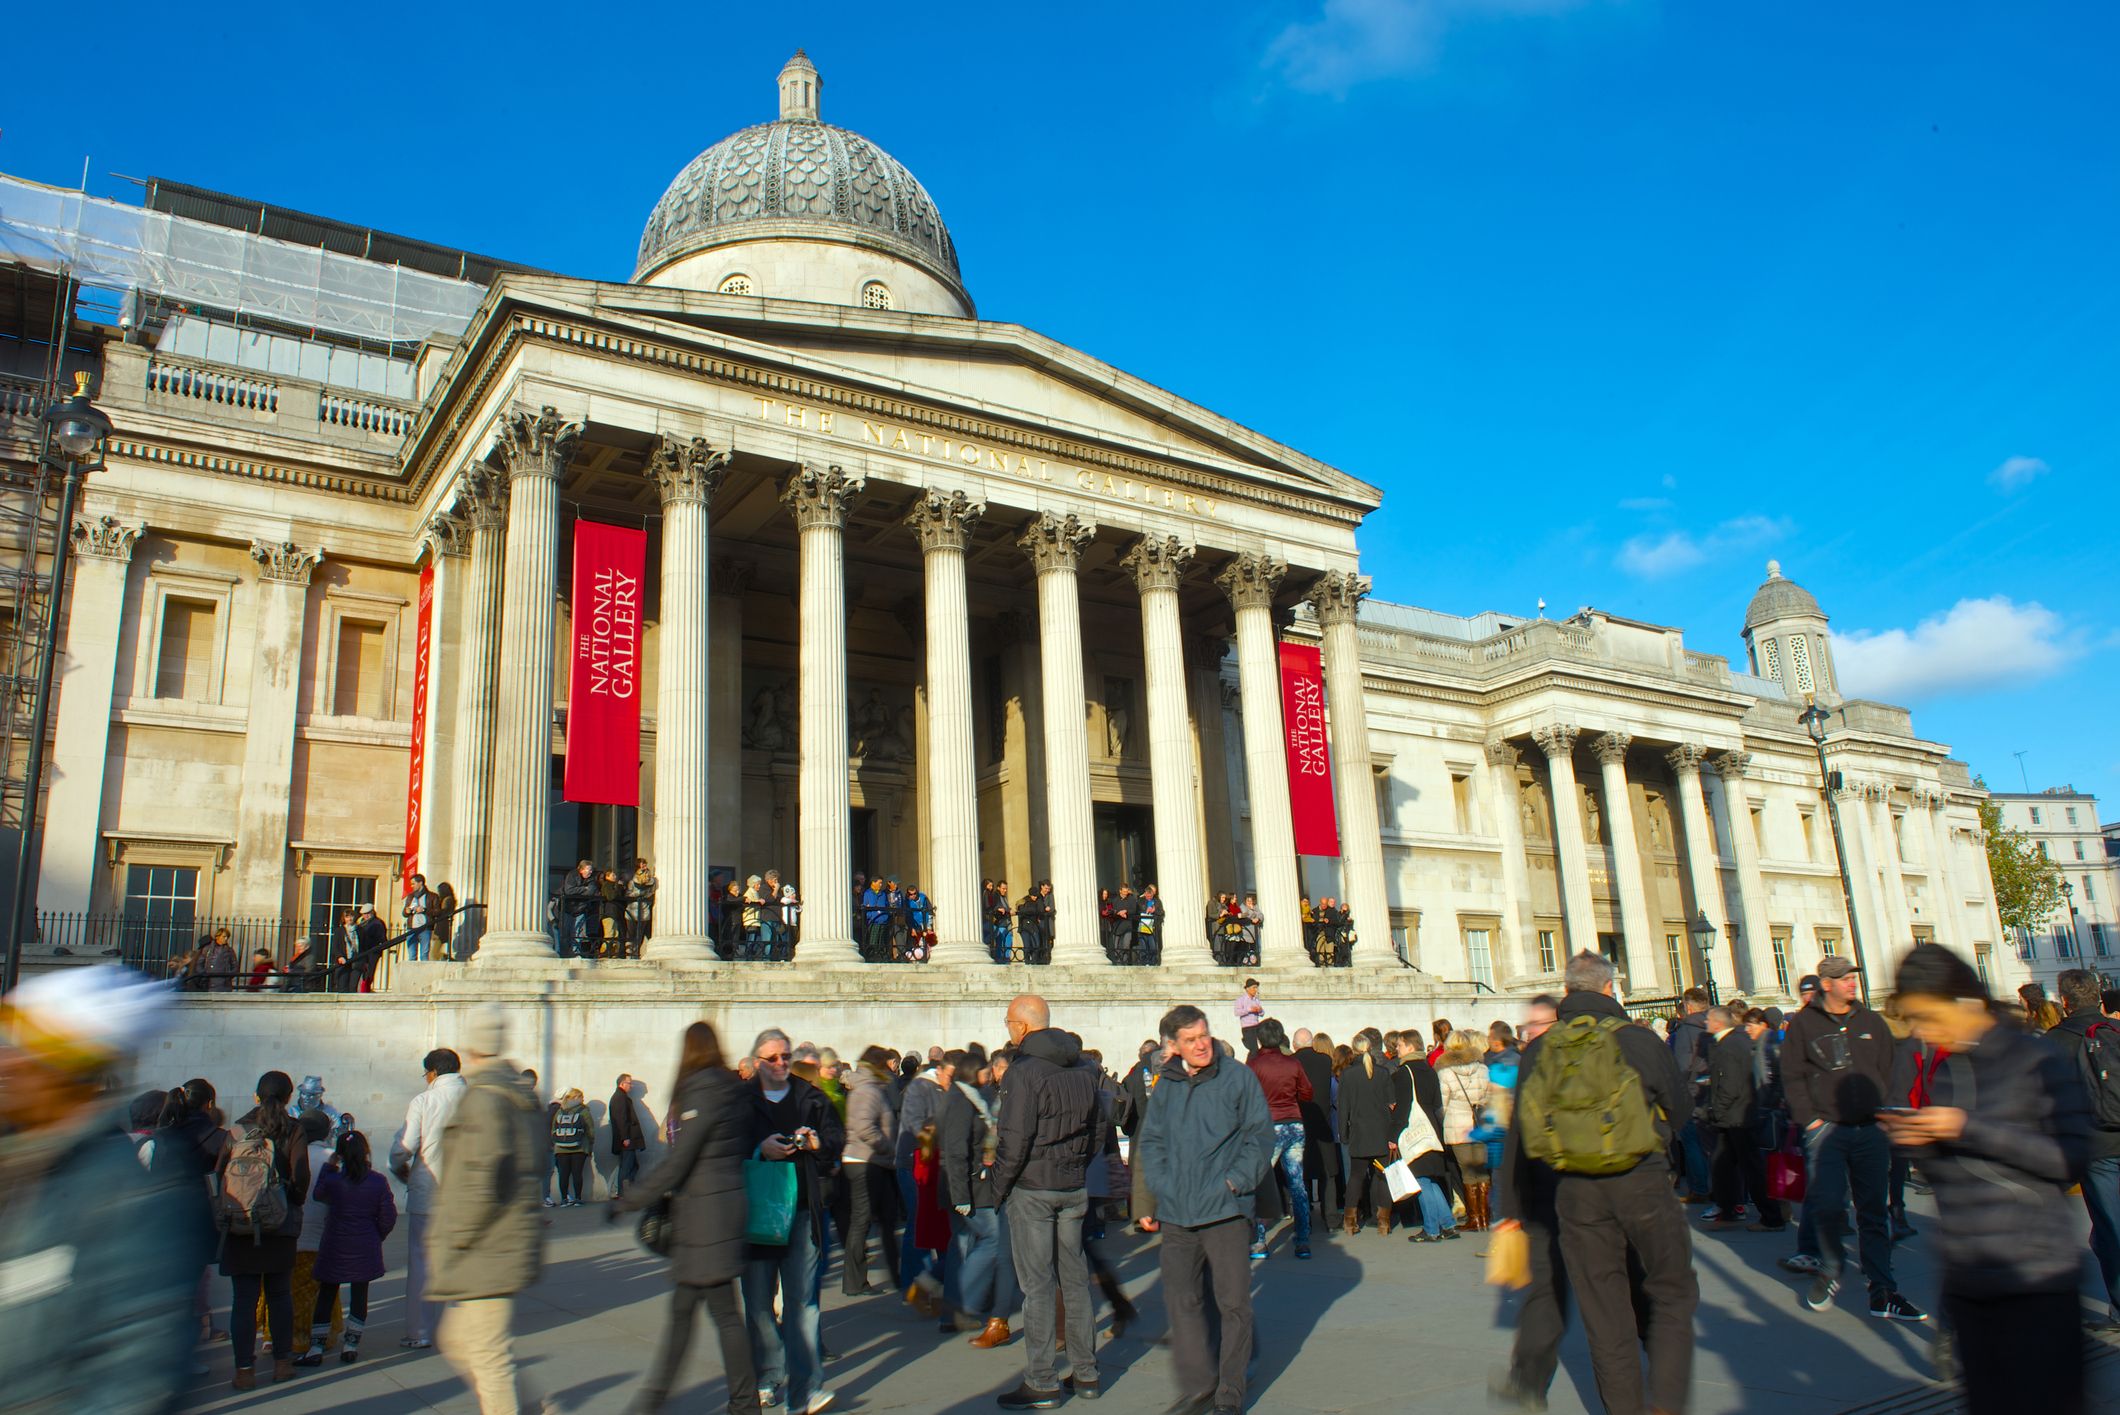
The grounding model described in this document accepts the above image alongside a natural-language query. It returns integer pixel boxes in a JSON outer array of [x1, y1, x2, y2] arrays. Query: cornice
[[108, 435, 412, 503]]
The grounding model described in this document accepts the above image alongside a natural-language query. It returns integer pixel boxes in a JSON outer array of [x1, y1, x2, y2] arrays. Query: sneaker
[[1249, 1243, 1268, 1262], [1441, 1227, 1463, 1240], [1487, 1368, 1550, 1411], [292, 1351, 324, 1368], [542, 1197, 555, 1208], [759, 1385, 784, 1409], [1779, 1253, 1823, 1275], [1870, 1291, 1928, 1322], [806, 1393, 835, 1415], [1803, 1275, 1840, 1312], [995, 1383, 1062, 1410], [1408, 1230, 1438, 1243], [1294, 1242, 1312, 1260]]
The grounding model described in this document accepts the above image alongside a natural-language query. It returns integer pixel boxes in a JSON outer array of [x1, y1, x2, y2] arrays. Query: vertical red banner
[[402, 563, 434, 891], [1278, 641, 1340, 856], [563, 521, 646, 806]]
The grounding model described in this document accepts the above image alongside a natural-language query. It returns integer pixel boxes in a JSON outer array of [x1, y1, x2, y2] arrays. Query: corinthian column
[[479, 407, 579, 963], [1919, 790, 1962, 950], [414, 511, 471, 891], [1307, 571, 1392, 971], [1019, 512, 1100, 964], [1217, 554, 1301, 965], [1868, 786, 1914, 965], [1592, 732, 1661, 988], [1714, 752, 1779, 993], [1532, 724, 1595, 957], [782, 464, 863, 958], [1485, 738, 1535, 979], [232, 538, 322, 917], [39, 516, 143, 914], [1668, 744, 1736, 988], [906, 490, 985, 963], [645, 436, 730, 962], [1121, 535, 1207, 964], [450, 466, 507, 935]]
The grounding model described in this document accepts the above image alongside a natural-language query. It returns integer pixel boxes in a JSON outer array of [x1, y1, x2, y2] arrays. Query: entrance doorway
[[1598, 931, 1630, 986], [1094, 806, 1156, 891], [851, 808, 880, 882]]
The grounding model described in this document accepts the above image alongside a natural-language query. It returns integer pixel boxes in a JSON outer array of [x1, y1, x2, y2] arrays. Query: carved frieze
[[71, 515, 143, 563]]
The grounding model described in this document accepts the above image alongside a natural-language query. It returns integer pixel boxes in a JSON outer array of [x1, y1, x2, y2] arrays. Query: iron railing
[[36, 903, 485, 992]]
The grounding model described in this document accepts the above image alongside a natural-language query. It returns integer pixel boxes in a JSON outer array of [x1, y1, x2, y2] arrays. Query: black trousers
[[1160, 1216, 1252, 1411], [841, 1161, 902, 1294], [1346, 1154, 1388, 1225], [1554, 1162, 1697, 1415], [640, 1279, 760, 1414], [1304, 1138, 1344, 1215], [1712, 1125, 1781, 1226], [1508, 1216, 1572, 1395], [312, 1280, 369, 1326], [556, 1152, 589, 1203], [1945, 1288, 2082, 1415], [229, 1271, 292, 1370]]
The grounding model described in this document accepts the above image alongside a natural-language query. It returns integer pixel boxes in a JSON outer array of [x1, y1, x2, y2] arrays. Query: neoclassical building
[[0, 53, 2017, 1004]]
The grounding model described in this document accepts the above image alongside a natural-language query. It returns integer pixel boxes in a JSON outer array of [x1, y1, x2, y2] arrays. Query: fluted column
[[1188, 636, 1239, 900], [1217, 554, 1301, 965], [708, 559, 754, 874], [1122, 536, 1207, 964], [1919, 790, 1962, 950], [1867, 783, 1914, 964], [907, 490, 985, 963], [1485, 738, 1536, 979], [449, 467, 507, 936], [1714, 752, 1780, 993], [232, 538, 322, 917], [1533, 725, 1596, 957], [39, 516, 143, 914], [645, 436, 730, 962], [414, 511, 471, 891], [479, 407, 578, 963], [1592, 732, 1661, 989], [1669, 744, 1738, 989], [1308, 571, 1392, 971], [783, 464, 863, 958], [1019, 513, 1100, 964]]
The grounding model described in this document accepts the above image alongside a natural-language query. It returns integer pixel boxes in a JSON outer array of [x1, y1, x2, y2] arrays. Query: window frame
[[318, 589, 407, 723], [137, 565, 237, 705]]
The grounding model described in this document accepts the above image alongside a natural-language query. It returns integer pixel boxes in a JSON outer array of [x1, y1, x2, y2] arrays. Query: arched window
[[860, 281, 892, 310], [719, 274, 753, 296]]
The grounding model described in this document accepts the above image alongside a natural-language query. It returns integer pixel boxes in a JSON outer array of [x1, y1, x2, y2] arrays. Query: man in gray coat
[[1137, 1003, 1274, 1415]]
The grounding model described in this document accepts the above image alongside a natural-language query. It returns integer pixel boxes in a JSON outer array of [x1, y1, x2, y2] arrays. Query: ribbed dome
[[633, 52, 966, 305], [1743, 560, 1825, 630]]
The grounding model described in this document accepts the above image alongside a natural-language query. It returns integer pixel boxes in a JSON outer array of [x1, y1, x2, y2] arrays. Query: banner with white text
[[401, 564, 434, 888], [563, 521, 646, 806], [1278, 640, 1340, 857]]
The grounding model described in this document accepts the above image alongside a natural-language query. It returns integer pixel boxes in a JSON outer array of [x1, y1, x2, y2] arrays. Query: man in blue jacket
[[1137, 1004, 1273, 1415]]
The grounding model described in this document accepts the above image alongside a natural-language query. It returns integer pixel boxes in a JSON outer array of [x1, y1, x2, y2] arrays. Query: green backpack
[[1518, 1014, 1660, 1175]]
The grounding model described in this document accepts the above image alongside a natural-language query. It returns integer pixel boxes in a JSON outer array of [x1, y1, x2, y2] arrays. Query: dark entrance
[[1094, 805, 1156, 892], [851, 807, 880, 882]]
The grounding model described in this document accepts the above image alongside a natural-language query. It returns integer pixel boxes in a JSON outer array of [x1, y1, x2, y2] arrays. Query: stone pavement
[[178, 1193, 2120, 1414]]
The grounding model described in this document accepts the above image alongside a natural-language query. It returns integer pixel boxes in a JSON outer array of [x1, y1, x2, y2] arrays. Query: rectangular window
[[2076, 840, 2087, 861], [1665, 932, 1687, 988], [2095, 923, 2109, 958], [1771, 931, 1792, 993], [307, 873, 377, 952], [1451, 773, 1474, 835], [1537, 928, 1558, 972], [2058, 927, 2076, 959], [2068, 807, 2080, 826], [2038, 841, 2049, 858], [2031, 806, 2043, 825], [333, 619, 387, 718], [1749, 806, 1764, 855], [155, 598, 216, 700], [122, 864, 200, 969], [1464, 927, 1495, 989], [1817, 927, 1841, 957], [1975, 946, 1994, 989], [2086, 875, 2098, 903], [1799, 811, 1818, 862], [1375, 766, 1394, 833], [2021, 930, 2038, 962]]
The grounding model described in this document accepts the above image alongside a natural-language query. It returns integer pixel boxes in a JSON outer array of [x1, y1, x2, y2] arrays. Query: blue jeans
[[2084, 1155, 2120, 1320], [897, 1167, 934, 1288], [615, 1148, 640, 1198], [1271, 1120, 1311, 1243], [404, 926, 431, 962], [945, 1206, 1018, 1320], [1678, 1115, 1711, 1196], [1415, 1177, 1458, 1237], [742, 1217, 821, 1405], [1806, 1122, 1894, 1299]]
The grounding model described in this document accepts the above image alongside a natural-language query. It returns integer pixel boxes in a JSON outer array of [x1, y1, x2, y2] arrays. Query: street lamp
[[4, 372, 113, 994], [1688, 909, 1718, 1001], [2063, 880, 2080, 959], [1799, 692, 1869, 993]]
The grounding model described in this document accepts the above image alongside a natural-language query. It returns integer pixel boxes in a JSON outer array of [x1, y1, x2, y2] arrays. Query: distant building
[[1989, 788, 2120, 986]]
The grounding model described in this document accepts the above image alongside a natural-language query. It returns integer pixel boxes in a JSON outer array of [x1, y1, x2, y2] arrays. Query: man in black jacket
[[938, 1048, 1019, 1348], [1667, 989, 1714, 1202], [990, 994, 1101, 1408], [1779, 955, 1925, 1322], [1702, 1006, 1781, 1231], [610, 1074, 646, 1198], [1494, 953, 1695, 1415], [2048, 968, 2120, 1330], [742, 1028, 845, 1413]]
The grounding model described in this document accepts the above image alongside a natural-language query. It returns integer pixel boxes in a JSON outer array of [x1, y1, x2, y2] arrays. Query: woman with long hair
[[217, 1070, 311, 1390], [303, 1130, 396, 1366], [550, 1089, 594, 1205], [1436, 1029, 1494, 1231], [155, 1078, 227, 1341], [1336, 1029, 1398, 1235], [612, 1022, 760, 1414]]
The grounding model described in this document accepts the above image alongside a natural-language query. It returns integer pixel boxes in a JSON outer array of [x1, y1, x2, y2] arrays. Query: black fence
[[1621, 983, 1720, 1024], [37, 904, 486, 993]]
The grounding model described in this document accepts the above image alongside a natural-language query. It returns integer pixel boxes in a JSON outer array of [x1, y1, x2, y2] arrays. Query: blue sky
[[7, 1, 2115, 805]]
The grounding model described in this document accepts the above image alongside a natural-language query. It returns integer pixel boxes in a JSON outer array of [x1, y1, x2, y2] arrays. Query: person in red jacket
[[1246, 1018, 1316, 1259]]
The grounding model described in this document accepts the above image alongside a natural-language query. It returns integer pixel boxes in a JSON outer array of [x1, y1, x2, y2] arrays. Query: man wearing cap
[[1779, 956, 1926, 1322]]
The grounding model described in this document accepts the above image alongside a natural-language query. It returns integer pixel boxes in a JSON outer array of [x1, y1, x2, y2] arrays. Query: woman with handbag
[[610, 1022, 761, 1415]]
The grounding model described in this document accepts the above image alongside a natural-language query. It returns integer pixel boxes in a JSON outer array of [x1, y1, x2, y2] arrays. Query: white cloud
[[1836, 597, 2080, 701], [1615, 514, 1790, 579], [1988, 455, 2049, 491], [1265, 0, 1591, 94]]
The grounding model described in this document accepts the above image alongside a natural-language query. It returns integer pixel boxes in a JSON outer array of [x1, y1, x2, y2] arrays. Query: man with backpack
[[2047, 967, 2120, 1331], [1497, 951, 1696, 1415]]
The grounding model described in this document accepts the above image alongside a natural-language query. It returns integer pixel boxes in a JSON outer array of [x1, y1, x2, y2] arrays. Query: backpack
[[1518, 1014, 1661, 1175], [2077, 1022, 2120, 1130], [214, 1123, 289, 1240]]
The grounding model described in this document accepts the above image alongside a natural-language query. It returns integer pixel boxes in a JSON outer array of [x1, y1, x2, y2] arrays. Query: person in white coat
[[388, 1047, 466, 1348]]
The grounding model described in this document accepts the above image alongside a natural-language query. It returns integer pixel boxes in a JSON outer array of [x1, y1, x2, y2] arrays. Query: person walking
[[217, 1070, 312, 1389], [990, 994, 1102, 1408], [841, 1045, 904, 1296], [742, 1028, 844, 1415], [1233, 979, 1265, 1052], [2047, 967, 2120, 1331], [1781, 955, 1926, 1321], [939, 1046, 1019, 1349], [301, 1129, 396, 1366], [1337, 1030, 1397, 1235], [1502, 954, 1696, 1415], [550, 1089, 593, 1206], [611, 1022, 762, 1415], [1137, 1003, 1274, 1415], [425, 1008, 547, 1413], [1246, 1017, 1315, 1258], [611, 1073, 647, 1198], [1668, 988, 1716, 1203], [1702, 1005, 1780, 1232], [895, 1051, 952, 1314], [1489, 994, 1567, 1410], [1885, 944, 2091, 1414], [389, 1046, 466, 1349], [196, 928, 238, 991]]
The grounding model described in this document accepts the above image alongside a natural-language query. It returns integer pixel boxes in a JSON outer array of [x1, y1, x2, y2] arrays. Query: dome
[[1743, 559, 1825, 631], [634, 52, 969, 311]]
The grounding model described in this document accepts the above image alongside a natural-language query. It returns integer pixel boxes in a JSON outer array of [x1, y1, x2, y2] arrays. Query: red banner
[[1279, 641, 1340, 857], [563, 521, 646, 806], [402, 564, 434, 891]]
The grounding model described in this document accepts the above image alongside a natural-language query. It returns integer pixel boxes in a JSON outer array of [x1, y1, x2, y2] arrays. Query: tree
[[1980, 798, 2065, 934]]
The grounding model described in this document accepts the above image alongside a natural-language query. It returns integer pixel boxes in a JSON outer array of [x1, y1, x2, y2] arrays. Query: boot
[[1344, 1208, 1361, 1237], [231, 1370, 255, 1392], [969, 1317, 1011, 1348], [1378, 1204, 1395, 1237], [1476, 1182, 1493, 1232], [273, 1358, 297, 1383]]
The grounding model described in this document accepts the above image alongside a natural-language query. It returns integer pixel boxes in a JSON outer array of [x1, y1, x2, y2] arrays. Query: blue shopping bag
[[743, 1158, 798, 1245]]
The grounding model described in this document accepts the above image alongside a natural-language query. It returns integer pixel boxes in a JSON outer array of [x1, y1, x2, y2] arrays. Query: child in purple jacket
[[298, 1130, 397, 1365]]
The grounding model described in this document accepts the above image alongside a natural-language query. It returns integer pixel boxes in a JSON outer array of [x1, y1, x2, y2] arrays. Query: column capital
[[1119, 534, 1194, 594], [1666, 742, 1709, 774], [711, 558, 755, 597], [1591, 731, 1632, 767], [457, 464, 510, 530], [904, 487, 985, 554], [779, 463, 864, 531], [1215, 552, 1286, 612], [71, 514, 143, 563], [1484, 737, 1521, 769], [421, 510, 472, 560], [1185, 634, 1229, 676], [250, 539, 322, 585], [492, 405, 582, 482], [1017, 511, 1095, 574], [1712, 750, 1753, 781], [1305, 569, 1372, 626], [646, 434, 732, 506], [1531, 723, 1579, 759]]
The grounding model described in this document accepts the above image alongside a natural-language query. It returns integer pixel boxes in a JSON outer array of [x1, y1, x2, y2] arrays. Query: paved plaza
[[176, 1191, 2120, 1414]]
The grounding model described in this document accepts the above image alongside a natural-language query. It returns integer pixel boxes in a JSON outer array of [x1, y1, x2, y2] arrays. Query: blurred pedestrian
[[389, 1046, 465, 1348]]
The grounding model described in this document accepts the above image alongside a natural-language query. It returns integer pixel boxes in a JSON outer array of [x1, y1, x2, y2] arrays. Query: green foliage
[[1980, 799, 2065, 933]]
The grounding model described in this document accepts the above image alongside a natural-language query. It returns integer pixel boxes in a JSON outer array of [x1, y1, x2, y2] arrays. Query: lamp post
[[1799, 692, 1869, 993], [4, 372, 113, 994], [1689, 909, 1718, 1002], [2063, 880, 2080, 960]]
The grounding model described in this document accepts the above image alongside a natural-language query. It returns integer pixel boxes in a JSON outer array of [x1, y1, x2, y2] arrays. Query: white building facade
[[1990, 788, 2120, 986]]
